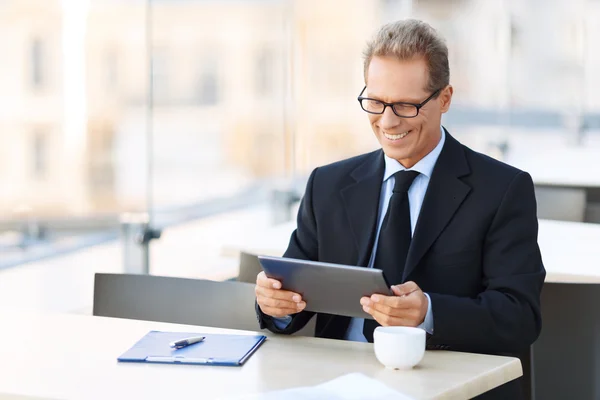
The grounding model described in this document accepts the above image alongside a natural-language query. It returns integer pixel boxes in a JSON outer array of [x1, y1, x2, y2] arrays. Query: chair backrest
[[237, 251, 263, 284], [93, 273, 315, 336], [585, 202, 600, 223], [534, 186, 586, 222]]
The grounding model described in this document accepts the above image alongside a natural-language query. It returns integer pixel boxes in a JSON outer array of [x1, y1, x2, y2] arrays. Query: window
[[88, 122, 115, 194], [151, 48, 169, 102], [30, 37, 45, 89], [380, 0, 412, 22], [255, 48, 275, 97], [32, 130, 48, 179], [196, 58, 219, 105], [105, 49, 118, 89]]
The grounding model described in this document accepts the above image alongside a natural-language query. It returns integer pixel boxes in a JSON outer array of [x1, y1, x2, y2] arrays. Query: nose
[[378, 106, 401, 130]]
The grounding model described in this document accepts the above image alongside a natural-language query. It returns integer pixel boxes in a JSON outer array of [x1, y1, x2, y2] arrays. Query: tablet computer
[[257, 255, 392, 319]]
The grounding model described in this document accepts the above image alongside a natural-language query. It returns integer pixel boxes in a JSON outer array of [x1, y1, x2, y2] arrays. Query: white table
[[0, 310, 521, 400], [506, 147, 600, 189], [530, 170, 600, 189], [537, 219, 600, 283]]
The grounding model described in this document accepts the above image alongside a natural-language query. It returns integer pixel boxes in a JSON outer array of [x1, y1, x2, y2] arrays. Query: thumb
[[392, 281, 419, 296], [391, 285, 403, 296]]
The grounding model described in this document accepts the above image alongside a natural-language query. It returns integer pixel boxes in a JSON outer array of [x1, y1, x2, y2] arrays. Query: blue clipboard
[[117, 331, 267, 366]]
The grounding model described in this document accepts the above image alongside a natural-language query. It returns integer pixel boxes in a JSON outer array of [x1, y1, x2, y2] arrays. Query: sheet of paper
[[227, 372, 416, 400]]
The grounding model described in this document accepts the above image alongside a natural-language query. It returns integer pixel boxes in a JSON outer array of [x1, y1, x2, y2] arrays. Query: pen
[[169, 336, 206, 349]]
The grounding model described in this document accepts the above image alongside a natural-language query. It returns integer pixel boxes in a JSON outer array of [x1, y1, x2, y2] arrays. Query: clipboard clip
[[146, 356, 215, 364]]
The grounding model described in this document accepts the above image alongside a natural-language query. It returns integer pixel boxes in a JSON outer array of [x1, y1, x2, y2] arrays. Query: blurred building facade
[[1, 0, 599, 218]]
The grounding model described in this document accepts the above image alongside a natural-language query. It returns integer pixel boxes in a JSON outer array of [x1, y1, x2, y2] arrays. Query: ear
[[439, 85, 453, 114]]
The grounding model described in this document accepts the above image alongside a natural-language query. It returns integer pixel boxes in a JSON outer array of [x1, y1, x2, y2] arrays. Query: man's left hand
[[360, 281, 428, 327]]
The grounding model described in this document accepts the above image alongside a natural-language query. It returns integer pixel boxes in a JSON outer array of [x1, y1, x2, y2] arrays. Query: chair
[[584, 202, 600, 223], [237, 251, 263, 284], [93, 273, 315, 336]]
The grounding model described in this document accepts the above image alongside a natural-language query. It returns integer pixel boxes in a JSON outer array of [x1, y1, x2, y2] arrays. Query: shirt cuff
[[417, 292, 434, 334], [272, 315, 293, 330]]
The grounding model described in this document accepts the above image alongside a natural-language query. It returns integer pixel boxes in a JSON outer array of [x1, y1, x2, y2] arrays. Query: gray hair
[[363, 19, 449, 93]]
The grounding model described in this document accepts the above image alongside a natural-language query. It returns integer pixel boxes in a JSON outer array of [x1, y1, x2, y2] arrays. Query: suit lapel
[[340, 150, 385, 267], [403, 132, 472, 280]]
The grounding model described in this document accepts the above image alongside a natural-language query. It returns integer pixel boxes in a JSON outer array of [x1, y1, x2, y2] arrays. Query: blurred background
[[1, 0, 599, 312]]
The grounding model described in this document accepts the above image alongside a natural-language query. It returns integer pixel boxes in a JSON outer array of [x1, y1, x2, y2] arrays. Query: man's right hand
[[255, 271, 306, 318]]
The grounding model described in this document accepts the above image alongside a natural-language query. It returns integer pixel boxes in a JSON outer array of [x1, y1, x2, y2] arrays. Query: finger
[[258, 296, 306, 312], [391, 286, 404, 297], [256, 271, 283, 289], [364, 301, 424, 327], [370, 293, 410, 309], [367, 300, 413, 318], [391, 281, 420, 296], [365, 305, 419, 327], [363, 305, 410, 327], [380, 294, 420, 310], [258, 305, 300, 318], [258, 299, 306, 317], [255, 285, 303, 302]]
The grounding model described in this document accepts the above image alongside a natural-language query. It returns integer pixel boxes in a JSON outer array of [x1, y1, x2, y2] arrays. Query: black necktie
[[363, 170, 420, 342]]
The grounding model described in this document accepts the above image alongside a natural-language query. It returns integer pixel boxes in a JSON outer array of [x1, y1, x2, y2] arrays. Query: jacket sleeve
[[256, 168, 319, 334], [428, 171, 546, 354]]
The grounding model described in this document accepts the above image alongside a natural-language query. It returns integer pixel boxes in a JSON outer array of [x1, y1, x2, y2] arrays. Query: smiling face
[[366, 55, 453, 168]]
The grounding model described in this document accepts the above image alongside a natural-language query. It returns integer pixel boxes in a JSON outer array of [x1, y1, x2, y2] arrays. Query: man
[[255, 19, 545, 399]]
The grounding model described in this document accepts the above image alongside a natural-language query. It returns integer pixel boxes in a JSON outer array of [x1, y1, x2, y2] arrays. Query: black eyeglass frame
[[357, 86, 443, 118]]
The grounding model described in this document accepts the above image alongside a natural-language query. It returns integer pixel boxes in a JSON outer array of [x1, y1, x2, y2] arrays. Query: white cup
[[373, 326, 426, 369]]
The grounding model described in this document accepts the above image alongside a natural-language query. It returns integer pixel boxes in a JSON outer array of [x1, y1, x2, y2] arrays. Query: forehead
[[366, 56, 429, 102]]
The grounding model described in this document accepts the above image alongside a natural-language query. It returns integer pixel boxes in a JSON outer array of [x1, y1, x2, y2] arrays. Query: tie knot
[[392, 170, 420, 193]]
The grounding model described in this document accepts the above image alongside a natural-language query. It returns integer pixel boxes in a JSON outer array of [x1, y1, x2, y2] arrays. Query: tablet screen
[[258, 255, 391, 319]]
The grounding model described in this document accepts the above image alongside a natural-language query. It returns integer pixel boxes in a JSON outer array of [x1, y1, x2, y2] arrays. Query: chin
[[381, 145, 412, 162]]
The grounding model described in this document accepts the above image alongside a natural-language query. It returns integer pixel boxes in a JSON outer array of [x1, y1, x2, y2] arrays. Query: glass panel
[[86, 0, 148, 212], [402, 0, 598, 163], [147, 0, 291, 279], [0, 0, 147, 268], [146, 0, 600, 280], [291, 1, 384, 172], [3, 0, 599, 277]]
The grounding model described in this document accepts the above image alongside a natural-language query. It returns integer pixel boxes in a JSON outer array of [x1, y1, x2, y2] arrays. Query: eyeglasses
[[357, 86, 442, 118]]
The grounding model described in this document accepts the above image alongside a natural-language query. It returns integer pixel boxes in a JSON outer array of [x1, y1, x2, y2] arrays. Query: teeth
[[384, 131, 409, 140]]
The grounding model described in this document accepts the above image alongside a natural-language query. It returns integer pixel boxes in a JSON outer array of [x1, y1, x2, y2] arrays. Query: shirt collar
[[383, 126, 446, 181]]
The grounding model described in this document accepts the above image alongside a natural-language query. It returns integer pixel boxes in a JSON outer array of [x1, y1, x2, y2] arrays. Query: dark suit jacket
[[256, 131, 545, 399]]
